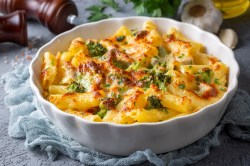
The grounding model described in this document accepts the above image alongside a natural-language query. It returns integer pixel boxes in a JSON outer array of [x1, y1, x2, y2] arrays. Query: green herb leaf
[[125, 0, 181, 17], [86, 5, 110, 22], [214, 78, 220, 85], [86, 41, 107, 57], [153, 73, 171, 91], [116, 36, 125, 42], [103, 84, 111, 88], [178, 54, 185, 58], [146, 95, 167, 110], [96, 109, 108, 118], [179, 84, 185, 89], [202, 69, 212, 84], [67, 81, 85, 93], [87, 0, 181, 22], [161, 107, 168, 113], [113, 59, 129, 70], [219, 88, 226, 92], [158, 47, 167, 57], [101, 0, 120, 11]]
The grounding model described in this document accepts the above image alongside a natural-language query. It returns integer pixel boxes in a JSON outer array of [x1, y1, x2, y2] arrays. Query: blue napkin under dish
[[1, 64, 250, 166]]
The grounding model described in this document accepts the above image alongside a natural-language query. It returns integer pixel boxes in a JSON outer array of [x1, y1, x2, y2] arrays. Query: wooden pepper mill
[[0, 0, 78, 34], [0, 10, 27, 46]]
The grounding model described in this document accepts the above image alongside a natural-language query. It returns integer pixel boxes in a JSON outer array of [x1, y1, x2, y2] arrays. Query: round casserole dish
[[29, 16, 239, 156]]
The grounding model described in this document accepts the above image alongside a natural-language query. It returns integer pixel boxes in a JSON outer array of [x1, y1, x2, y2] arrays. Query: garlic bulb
[[181, 0, 223, 34]]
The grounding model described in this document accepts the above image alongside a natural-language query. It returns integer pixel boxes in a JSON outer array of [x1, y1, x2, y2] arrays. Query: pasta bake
[[41, 21, 228, 124]]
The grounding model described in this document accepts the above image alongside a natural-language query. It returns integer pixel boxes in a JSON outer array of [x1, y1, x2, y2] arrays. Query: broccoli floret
[[86, 41, 107, 57], [67, 81, 85, 93], [146, 95, 163, 109]]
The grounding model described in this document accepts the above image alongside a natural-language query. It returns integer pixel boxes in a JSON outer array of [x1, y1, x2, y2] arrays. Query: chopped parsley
[[116, 36, 125, 42], [214, 78, 220, 85], [178, 54, 185, 58], [195, 69, 213, 84], [139, 76, 152, 89], [157, 73, 171, 84], [179, 84, 185, 89], [127, 61, 141, 70], [67, 81, 85, 93], [146, 95, 163, 109], [154, 73, 171, 91], [86, 41, 107, 57], [219, 88, 226, 92], [131, 28, 138, 36], [95, 97, 117, 118], [113, 59, 129, 70], [50, 61, 55, 66], [158, 47, 167, 57], [95, 109, 107, 118], [146, 95, 168, 113], [201, 69, 212, 84], [161, 108, 168, 113], [103, 84, 111, 88], [138, 71, 171, 91]]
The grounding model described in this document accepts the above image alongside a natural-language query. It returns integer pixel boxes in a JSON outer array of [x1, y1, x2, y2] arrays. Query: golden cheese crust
[[41, 21, 228, 124]]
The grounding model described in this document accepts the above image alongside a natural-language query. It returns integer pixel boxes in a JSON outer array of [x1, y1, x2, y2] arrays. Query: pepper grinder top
[[0, 0, 78, 34]]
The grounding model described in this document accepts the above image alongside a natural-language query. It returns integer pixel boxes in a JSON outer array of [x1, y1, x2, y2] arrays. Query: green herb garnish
[[158, 47, 167, 57], [87, 0, 181, 22], [113, 59, 129, 70], [101, 0, 120, 11], [201, 69, 212, 84], [103, 84, 111, 88], [96, 109, 108, 118], [214, 78, 220, 85], [146, 95, 168, 113], [219, 88, 226, 92], [86, 41, 107, 57], [178, 54, 185, 58], [67, 81, 85, 93], [146, 95, 163, 109], [179, 84, 185, 89], [124, 0, 181, 17], [116, 36, 125, 42], [86, 5, 110, 22]]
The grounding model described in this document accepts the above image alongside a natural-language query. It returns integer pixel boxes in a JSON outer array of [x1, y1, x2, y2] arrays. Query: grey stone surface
[[0, 0, 250, 165]]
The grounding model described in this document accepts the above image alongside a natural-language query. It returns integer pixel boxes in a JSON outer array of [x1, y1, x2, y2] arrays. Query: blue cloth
[[1, 64, 250, 166]]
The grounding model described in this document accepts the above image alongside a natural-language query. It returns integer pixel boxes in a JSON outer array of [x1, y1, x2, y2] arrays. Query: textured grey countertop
[[0, 0, 250, 165]]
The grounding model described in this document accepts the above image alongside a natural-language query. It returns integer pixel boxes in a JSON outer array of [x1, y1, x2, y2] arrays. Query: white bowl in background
[[29, 17, 239, 156]]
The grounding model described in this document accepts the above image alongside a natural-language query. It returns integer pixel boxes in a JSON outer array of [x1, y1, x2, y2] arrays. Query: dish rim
[[29, 16, 240, 127]]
